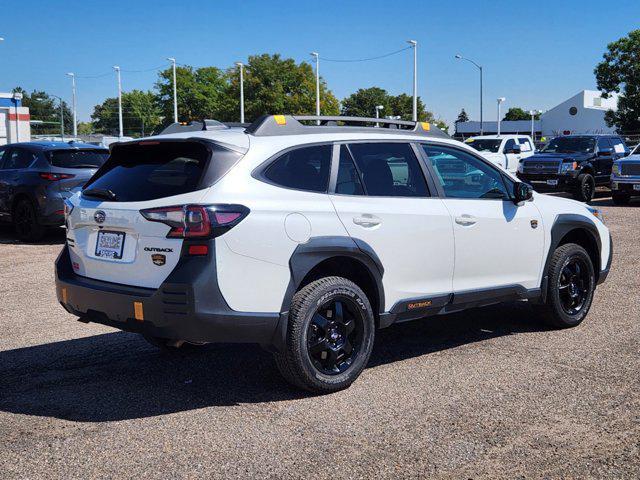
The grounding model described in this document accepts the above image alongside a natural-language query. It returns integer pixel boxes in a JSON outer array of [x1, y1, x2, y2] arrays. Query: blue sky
[[1, 0, 638, 126]]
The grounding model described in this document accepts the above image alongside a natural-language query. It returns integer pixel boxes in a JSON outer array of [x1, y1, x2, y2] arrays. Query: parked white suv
[[465, 134, 535, 173], [56, 116, 612, 393]]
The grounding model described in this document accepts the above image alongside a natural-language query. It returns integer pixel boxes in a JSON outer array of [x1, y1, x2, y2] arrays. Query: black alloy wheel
[[306, 297, 365, 376], [557, 256, 591, 315]]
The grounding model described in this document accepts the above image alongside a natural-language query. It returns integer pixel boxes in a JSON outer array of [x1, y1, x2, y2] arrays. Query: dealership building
[[455, 90, 619, 139], [0, 92, 31, 145]]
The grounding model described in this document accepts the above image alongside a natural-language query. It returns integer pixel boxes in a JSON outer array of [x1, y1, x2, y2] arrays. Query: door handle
[[353, 214, 381, 228], [455, 214, 477, 226]]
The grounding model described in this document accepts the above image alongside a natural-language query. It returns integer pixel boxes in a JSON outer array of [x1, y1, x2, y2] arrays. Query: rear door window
[[503, 139, 516, 153], [47, 149, 109, 169], [264, 144, 332, 192], [84, 141, 240, 202], [347, 142, 429, 197], [518, 138, 532, 151], [2, 148, 36, 170], [335, 145, 365, 195]]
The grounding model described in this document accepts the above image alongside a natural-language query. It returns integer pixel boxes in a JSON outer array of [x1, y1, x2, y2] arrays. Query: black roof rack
[[245, 115, 450, 138], [159, 119, 250, 135]]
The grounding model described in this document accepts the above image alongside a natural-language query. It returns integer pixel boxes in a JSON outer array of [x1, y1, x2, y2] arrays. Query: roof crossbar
[[245, 115, 449, 138]]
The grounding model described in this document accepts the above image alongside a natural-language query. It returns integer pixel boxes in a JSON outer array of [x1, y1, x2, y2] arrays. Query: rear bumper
[[55, 244, 285, 348]]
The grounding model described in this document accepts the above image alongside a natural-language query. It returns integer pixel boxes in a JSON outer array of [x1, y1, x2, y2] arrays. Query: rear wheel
[[612, 192, 630, 205], [538, 243, 595, 328], [13, 199, 45, 242], [573, 173, 595, 203], [274, 276, 375, 393]]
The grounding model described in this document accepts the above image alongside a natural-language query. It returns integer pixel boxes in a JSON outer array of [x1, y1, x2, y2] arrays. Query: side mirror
[[514, 182, 533, 203]]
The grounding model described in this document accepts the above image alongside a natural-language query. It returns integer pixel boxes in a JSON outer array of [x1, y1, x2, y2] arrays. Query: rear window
[[84, 141, 241, 202], [47, 149, 109, 169]]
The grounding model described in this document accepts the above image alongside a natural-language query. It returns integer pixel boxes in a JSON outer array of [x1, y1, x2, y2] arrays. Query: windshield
[[541, 137, 595, 154], [466, 139, 501, 153], [47, 149, 109, 169]]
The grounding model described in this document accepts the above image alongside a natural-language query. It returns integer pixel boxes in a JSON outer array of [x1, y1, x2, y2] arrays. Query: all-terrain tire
[[274, 276, 375, 394]]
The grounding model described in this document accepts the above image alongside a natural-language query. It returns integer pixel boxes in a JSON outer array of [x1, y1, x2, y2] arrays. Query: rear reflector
[[61, 287, 68, 304], [133, 302, 144, 321], [188, 245, 209, 256]]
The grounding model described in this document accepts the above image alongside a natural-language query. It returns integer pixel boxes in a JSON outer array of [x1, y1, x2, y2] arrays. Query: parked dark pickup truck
[[516, 134, 630, 202]]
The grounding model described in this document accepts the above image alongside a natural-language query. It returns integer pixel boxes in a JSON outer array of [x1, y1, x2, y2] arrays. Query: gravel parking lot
[[0, 194, 638, 479]]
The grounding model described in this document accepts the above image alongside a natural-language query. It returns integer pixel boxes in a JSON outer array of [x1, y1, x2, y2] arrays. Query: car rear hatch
[[66, 139, 243, 289], [45, 148, 110, 197]]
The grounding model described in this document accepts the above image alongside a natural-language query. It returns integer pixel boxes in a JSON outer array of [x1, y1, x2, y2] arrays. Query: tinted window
[[541, 136, 595, 153], [2, 148, 36, 170], [518, 138, 532, 152], [348, 143, 428, 197], [422, 145, 509, 200], [84, 142, 238, 202], [335, 145, 364, 195], [467, 139, 501, 153], [264, 145, 332, 192], [503, 139, 516, 153], [597, 137, 611, 151], [47, 149, 109, 169], [0, 148, 7, 168]]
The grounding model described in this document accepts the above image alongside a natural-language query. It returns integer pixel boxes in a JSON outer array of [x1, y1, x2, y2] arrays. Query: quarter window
[[335, 145, 364, 195], [347, 143, 428, 197], [264, 144, 332, 193], [421, 145, 510, 200]]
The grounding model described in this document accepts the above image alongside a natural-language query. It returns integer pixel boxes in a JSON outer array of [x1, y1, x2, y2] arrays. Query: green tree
[[341, 87, 443, 126], [156, 66, 228, 126], [90, 90, 162, 137], [77, 122, 94, 135], [595, 29, 640, 132], [219, 54, 340, 122], [503, 107, 536, 121], [456, 108, 469, 123], [13, 87, 73, 135]]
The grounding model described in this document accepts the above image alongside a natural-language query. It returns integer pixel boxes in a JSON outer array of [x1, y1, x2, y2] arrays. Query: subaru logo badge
[[94, 210, 106, 224]]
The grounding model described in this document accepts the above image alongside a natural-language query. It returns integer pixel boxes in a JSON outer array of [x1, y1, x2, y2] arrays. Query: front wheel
[[537, 243, 596, 328], [612, 192, 630, 205], [573, 173, 595, 203], [274, 277, 375, 393]]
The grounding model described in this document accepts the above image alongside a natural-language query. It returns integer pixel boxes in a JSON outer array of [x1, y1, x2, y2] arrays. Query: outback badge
[[151, 254, 166, 266]]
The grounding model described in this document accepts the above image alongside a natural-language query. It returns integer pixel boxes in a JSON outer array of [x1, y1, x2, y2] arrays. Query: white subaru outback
[[56, 115, 612, 393]]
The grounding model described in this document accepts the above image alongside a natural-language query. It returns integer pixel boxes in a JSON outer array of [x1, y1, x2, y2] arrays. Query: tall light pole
[[113, 66, 123, 139], [66, 73, 77, 137], [407, 40, 417, 121], [529, 109, 542, 141], [235, 62, 245, 123], [310, 52, 320, 122], [497, 97, 506, 136], [455, 54, 483, 134], [167, 57, 178, 123], [375, 105, 384, 127]]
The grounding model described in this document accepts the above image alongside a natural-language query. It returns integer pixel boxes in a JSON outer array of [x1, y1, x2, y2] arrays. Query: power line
[[319, 46, 412, 63]]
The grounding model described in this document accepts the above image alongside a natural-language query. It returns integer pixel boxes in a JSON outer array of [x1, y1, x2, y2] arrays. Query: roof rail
[[245, 115, 449, 138]]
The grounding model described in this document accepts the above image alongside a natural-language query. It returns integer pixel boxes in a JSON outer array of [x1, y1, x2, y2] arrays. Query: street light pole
[[529, 110, 542, 141], [310, 52, 320, 122], [455, 54, 484, 134], [407, 40, 417, 122], [235, 62, 245, 123], [113, 66, 123, 139], [66, 73, 77, 137], [167, 58, 178, 123], [497, 97, 506, 136], [375, 105, 384, 127]]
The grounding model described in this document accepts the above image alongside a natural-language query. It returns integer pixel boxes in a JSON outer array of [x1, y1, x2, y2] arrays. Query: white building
[[455, 90, 619, 139], [0, 92, 31, 145]]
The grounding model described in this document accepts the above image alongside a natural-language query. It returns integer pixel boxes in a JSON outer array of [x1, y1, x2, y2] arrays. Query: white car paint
[[465, 134, 535, 173], [64, 123, 610, 315]]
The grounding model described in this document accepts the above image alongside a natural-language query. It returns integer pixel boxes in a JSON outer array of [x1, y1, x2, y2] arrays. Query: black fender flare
[[540, 213, 602, 300], [269, 236, 385, 352]]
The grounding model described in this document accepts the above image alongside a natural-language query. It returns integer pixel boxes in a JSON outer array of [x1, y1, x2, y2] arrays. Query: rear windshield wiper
[[83, 188, 117, 201]]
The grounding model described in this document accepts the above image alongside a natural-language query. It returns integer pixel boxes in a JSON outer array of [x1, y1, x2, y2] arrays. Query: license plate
[[95, 230, 126, 259], [634, 184, 640, 191], [546, 179, 559, 186]]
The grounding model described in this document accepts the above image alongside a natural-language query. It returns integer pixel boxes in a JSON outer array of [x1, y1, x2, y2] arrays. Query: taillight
[[39, 172, 76, 181], [140, 204, 249, 239]]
